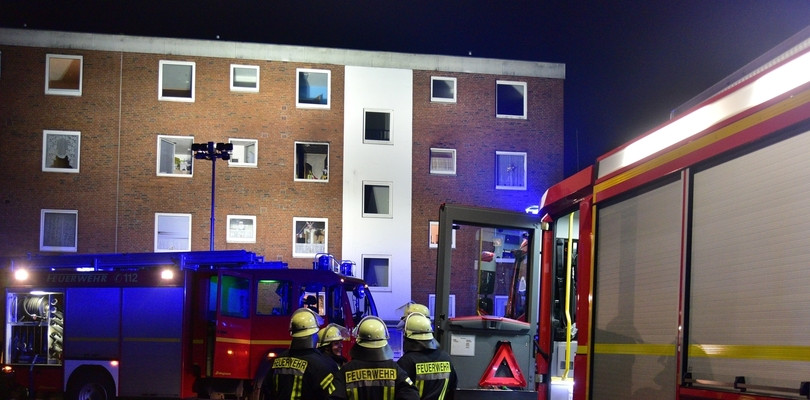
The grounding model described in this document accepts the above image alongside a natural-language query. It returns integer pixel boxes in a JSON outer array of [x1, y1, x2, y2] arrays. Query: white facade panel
[[343, 66, 413, 320]]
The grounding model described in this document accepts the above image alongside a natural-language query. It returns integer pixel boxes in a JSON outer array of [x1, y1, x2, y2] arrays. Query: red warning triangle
[[478, 341, 527, 388]]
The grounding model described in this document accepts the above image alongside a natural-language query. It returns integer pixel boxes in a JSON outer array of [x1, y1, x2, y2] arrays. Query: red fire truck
[[0, 250, 377, 400], [538, 26, 810, 400]]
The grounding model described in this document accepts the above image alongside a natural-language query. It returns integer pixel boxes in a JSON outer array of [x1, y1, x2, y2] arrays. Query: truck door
[[212, 271, 252, 379]]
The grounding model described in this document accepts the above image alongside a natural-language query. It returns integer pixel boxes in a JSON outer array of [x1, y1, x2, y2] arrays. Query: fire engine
[[539, 26, 810, 400], [1, 250, 377, 400], [434, 26, 810, 400]]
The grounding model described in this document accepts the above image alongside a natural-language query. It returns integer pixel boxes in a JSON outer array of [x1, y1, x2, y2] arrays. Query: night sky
[[2, 1, 809, 177]]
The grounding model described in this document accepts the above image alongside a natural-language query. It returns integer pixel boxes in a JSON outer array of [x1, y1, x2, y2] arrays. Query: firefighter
[[318, 323, 350, 367], [341, 316, 420, 400], [396, 312, 457, 400], [266, 307, 346, 400]]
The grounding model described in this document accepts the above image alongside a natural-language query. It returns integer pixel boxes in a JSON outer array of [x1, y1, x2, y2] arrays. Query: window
[[294, 142, 329, 181], [431, 76, 457, 103], [226, 215, 256, 243], [362, 255, 391, 291], [159, 60, 195, 102], [228, 138, 258, 167], [230, 64, 259, 92], [220, 275, 249, 318], [293, 217, 328, 258], [40, 209, 78, 252], [428, 294, 456, 318], [296, 68, 330, 108], [495, 151, 527, 190], [154, 213, 192, 252], [429, 221, 456, 249], [256, 280, 294, 316], [46, 54, 82, 96], [363, 182, 392, 218], [429, 148, 456, 175], [157, 135, 194, 177], [496, 80, 527, 119], [364, 109, 392, 143], [42, 130, 81, 173]]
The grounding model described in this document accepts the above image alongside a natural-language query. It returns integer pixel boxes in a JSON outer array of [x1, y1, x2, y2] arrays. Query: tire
[[66, 367, 116, 400]]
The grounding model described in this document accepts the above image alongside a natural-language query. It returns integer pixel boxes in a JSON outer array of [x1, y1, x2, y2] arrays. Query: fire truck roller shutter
[[688, 128, 810, 389], [592, 177, 683, 400]]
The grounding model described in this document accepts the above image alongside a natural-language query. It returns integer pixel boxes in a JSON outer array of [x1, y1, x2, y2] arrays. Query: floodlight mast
[[192, 141, 233, 251]]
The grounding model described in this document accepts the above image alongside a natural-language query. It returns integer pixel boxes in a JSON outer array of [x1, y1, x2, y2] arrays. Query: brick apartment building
[[0, 28, 564, 319]]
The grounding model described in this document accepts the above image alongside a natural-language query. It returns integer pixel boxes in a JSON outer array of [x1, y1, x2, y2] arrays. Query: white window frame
[[156, 135, 195, 178], [495, 151, 527, 190], [429, 221, 456, 249], [431, 76, 457, 103], [42, 130, 81, 173], [45, 54, 82, 96], [292, 217, 328, 258], [230, 64, 259, 92], [154, 213, 192, 252], [40, 209, 78, 252], [496, 80, 527, 119], [362, 181, 393, 218], [429, 148, 456, 175], [296, 68, 331, 109], [363, 109, 393, 144], [159, 60, 195, 102], [226, 215, 257, 243], [228, 138, 258, 168], [294, 141, 330, 182], [362, 254, 392, 292], [428, 294, 456, 318]]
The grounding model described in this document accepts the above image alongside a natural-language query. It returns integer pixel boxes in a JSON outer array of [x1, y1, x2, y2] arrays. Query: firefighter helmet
[[355, 316, 389, 348], [396, 302, 430, 329], [403, 312, 439, 351], [317, 323, 350, 347], [289, 307, 322, 338], [350, 316, 393, 361]]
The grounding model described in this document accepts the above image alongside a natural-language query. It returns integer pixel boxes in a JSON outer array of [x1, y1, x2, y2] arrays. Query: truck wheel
[[66, 367, 116, 400]]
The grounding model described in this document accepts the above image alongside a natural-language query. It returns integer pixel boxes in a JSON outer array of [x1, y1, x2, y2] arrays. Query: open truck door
[[434, 204, 548, 399]]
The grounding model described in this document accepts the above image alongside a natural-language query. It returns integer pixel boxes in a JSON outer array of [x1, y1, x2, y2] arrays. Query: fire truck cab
[[1, 250, 377, 400]]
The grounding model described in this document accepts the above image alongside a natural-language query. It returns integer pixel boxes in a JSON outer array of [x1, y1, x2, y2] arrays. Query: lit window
[[495, 151, 527, 190], [429, 221, 456, 249], [156, 135, 194, 177], [46, 54, 82, 96], [362, 255, 391, 291], [42, 130, 81, 173], [364, 109, 392, 144], [159, 60, 195, 102], [226, 215, 257, 243], [429, 148, 456, 175], [496, 80, 527, 119], [230, 64, 259, 92], [154, 213, 192, 252], [363, 182, 392, 218], [228, 138, 258, 167], [431, 76, 457, 103], [296, 68, 330, 109], [293, 218, 328, 258], [40, 209, 78, 252], [295, 142, 329, 181]]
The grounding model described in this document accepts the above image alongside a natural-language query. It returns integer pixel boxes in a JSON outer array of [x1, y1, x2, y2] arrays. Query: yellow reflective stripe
[[438, 378, 449, 400], [321, 373, 336, 394], [594, 343, 675, 356], [690, 344, 810, 361], [416, 380, 424, 397], [349, 387, 358, 400], [67, 337, 118, 342], [215, 337, 251, 345], [292, 374, 303, 399]]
